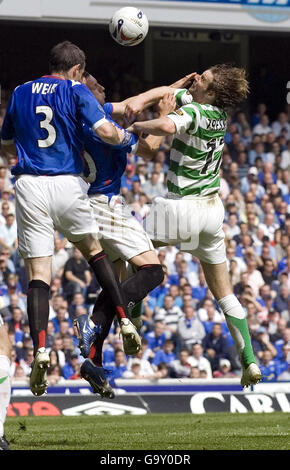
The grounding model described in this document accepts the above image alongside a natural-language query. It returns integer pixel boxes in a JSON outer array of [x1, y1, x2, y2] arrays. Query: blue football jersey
[[1, 76, 108, 176], [82, 102, 139, 199]]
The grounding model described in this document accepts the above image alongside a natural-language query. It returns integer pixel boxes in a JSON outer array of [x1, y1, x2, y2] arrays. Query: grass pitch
[[4, 412, 289, 450]]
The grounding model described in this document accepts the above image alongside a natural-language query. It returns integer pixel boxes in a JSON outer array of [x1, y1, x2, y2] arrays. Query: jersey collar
[[42, 75, 65, 80]]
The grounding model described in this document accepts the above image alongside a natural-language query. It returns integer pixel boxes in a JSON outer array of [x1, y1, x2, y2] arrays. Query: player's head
[[189, 64, 249, 110], [82, 71, 106, 105], [49, 41, 86, 81]]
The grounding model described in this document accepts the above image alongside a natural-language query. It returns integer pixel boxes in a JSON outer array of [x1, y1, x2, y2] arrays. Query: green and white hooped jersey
[[166, 88, 227, 198]]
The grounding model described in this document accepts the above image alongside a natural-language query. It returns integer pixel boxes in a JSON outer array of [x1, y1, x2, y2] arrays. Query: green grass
[[4, 412, 289, 450]]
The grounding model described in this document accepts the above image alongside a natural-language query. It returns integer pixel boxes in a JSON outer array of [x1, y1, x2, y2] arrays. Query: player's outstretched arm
[[113, 72, 196, 119], [128, 117, 176, 137], [135, 93, 176, 160], [95, 121, 128, 146]]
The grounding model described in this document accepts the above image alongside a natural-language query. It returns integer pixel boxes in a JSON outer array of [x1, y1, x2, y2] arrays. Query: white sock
[[0, 355, 11, 438], [217, 294, 246, 319]]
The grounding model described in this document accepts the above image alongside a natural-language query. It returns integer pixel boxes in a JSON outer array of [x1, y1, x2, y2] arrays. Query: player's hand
[[125, 97, 145, 120], [170, 72, 197, 89], [158, 93, 176, 116]]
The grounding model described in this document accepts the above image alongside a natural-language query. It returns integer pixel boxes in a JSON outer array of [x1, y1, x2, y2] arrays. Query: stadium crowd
[[0, 75, 289, 386]]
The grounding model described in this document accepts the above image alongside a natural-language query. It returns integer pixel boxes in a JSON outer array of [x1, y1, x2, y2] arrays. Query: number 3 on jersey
[[200, 137, 224, 175], [36, 106, 56, 148]]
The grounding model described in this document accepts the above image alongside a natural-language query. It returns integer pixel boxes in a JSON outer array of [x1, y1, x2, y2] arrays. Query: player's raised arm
[[111, 72, 196, 120], [135, 93, 177, 160], [73, 81, 134, 147]]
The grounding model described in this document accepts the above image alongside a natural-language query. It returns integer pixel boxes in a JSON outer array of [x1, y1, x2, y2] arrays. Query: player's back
[[4, 76, 88, 176], [83, 103, 138, 199]]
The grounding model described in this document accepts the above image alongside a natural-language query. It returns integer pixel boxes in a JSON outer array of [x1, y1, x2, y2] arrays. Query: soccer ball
[[109, 6, 149, 47]]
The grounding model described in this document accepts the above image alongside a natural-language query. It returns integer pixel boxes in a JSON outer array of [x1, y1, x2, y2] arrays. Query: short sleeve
[[103, 102, 113, 116], [1, 93, 16, 145], [72, 82, 109, 130], [174, 88, 193, 107], [167, 104, 200, 135]]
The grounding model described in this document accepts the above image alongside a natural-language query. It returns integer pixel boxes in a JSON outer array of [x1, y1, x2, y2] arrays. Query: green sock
[[225, 314, 256, 369]]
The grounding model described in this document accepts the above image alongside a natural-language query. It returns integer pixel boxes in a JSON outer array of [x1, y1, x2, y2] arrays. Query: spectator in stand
[[259, 350, 278, 382], [276, 344, 290, 380], [47, 365, 65, 385], [49, 294, 66, 319], [224, 214, 240, 239], [270, 318, 288, 344], [68, 292, 87, 322], [273, 328, 290, 361], [18, 347, 34, 377], [45, 321, 56, 349], [62, 352, 80, 380], [273, 285, 289, 316], [259, 213, 279, 243], [152, 339, 176, 369], [126, 348, 154, 378], [48, 348, 60, 369], [251, 326, 277, 361], [168, 259, 198, 288], [144, 321, 166, 354], [154, 294, 183, 341], [51, 305, 73, 334], [109, 349, 128, 380], [240, 167, 260, 195], [202, 323, 229, 372], [253, 114, 272, 136], [177, 305, 206, 350], [272, 112, 290, 139], [169, 349, 192, 378], [188, 342, 212, 379], [141, 171, 167, 202], [248, 142, 267, 166], [246, 256, 265, 297], [213, 359, 235, 378], [197, 298, 223, 323], [280, 141, 290, 170], [62, 247, 92, 302], [7, 307, 25, 347], [52, 235, 69, 279], [259, 258, 277, 285], [120, 163, 135, 196], [48, 333, 66, 368], [0, 212, 17, 254]]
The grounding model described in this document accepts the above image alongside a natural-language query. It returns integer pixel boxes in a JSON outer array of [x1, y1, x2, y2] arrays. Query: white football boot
[[241, 363, 262, 388], [30, 347, 50, 396]]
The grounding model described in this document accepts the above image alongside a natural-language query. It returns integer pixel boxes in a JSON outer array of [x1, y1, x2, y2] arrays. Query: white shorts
[[89, 194, 153, 262], [0, 314, 3, 327], [15, 174, 99, 258], [143, 193, 226, 265]]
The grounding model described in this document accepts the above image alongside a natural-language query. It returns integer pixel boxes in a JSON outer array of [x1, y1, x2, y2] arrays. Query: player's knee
[[139, 263, 164, 287]]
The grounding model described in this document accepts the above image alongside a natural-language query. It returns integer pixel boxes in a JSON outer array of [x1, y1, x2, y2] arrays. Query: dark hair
[[208, 64, 249, 110], [49, 41, 86, 73]]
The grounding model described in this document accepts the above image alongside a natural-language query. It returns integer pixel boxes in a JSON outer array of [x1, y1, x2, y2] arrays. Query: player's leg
[[75, 195, 163, 358], [200, 260, 261, 386], [15, 176, 55, 396], [0, 317, 11, 450], [74, 235, 142, 358], [84, 260, 125, 374], [77, 257, 126, 399], [25, 257, 51, 396]]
